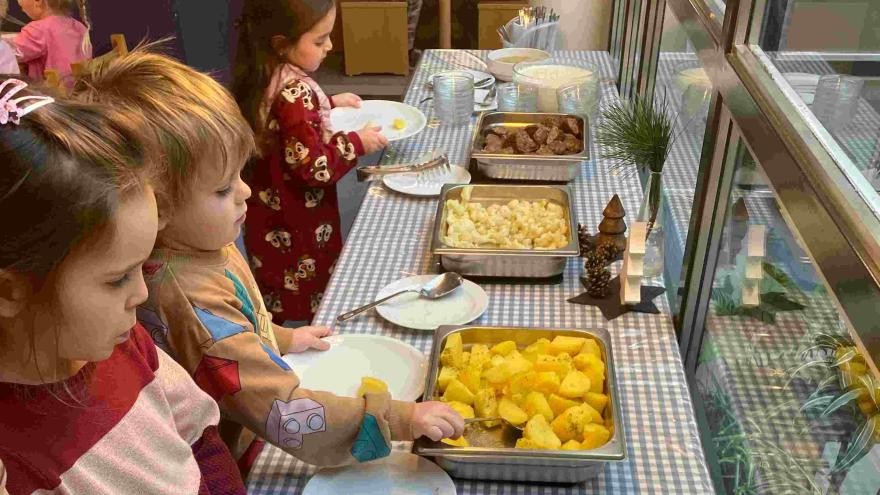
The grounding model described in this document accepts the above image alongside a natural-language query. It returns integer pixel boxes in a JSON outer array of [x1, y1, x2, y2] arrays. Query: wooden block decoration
[[478, 1, 528, 49], [740, 224, 766, 307], [341, 2, 409, 76], [597, 194, 627, 251], [620, 222, 647, 305]]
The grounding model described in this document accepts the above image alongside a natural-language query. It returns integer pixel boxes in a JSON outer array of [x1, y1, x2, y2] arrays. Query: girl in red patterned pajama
[[233, 0, 388, 323]]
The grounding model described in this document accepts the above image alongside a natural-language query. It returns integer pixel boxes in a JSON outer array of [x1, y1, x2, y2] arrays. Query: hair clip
[[0, 78, 55, 125]]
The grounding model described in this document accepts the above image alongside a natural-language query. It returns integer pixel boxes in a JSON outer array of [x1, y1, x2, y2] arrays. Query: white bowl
[[486, 48, 551, 82]]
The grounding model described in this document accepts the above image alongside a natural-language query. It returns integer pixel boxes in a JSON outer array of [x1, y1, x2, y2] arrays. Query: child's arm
[[0, 458, 7, 495], [273, 324, 332, 353], [12, 23, 47, 63], [154, 273, 419, 467], [272, 79, 364, 187]]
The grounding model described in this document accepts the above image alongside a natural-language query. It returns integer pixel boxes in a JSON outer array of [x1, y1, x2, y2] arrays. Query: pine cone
[[583, 249, 605, 271], [596, 242, 621, 264], [577, 223, 594, 256], [586, 266, 611, 298]]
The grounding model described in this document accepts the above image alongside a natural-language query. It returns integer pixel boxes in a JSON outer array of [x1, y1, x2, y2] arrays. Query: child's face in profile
[[158, 158, 251, 252], [30, 187, 158, 363], [16, 0, 44, 21], [287, 6, 336, 72]]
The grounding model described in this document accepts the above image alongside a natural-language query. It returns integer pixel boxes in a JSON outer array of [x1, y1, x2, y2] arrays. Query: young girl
[[233, 0, 387, 322], [0, 79, 245, 494], [12, 0, 91, 82]]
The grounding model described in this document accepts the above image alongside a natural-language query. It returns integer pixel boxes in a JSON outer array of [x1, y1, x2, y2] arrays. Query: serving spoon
[[336, 272, 463, 322], [465, 416, 525, 432]]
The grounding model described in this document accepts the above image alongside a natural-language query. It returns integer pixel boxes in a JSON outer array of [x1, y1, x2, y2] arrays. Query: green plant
[[595, 92, 677, 175], [788, 332, 879, 472]]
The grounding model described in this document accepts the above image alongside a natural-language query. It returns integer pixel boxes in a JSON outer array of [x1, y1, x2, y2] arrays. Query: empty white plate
[[303, 452, 456, 495], [383, 165, 471, 197], [375, 275, 489, 331], [281, 334, 427, 401], [331, 100, 427, 142], [474, 88, 498, 112]]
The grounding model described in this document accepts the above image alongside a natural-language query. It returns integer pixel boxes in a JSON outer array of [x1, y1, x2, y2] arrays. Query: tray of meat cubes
[[470, 112, 590, 182]]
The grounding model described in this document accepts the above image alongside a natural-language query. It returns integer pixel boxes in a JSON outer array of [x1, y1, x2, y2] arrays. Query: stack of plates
[[782, 73, 820, 105]]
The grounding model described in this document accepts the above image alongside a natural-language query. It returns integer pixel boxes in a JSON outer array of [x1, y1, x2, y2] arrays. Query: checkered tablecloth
[[245, 50, 714, 495]]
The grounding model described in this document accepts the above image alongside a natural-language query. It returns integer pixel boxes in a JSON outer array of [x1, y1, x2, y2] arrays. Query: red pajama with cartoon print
[[245, 78, 365, 322]]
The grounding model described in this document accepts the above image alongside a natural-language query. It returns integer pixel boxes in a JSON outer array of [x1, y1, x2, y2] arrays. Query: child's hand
[[356, 125, 388, 154], [287, 325, 333, 353], [332, 93, 362, 108], [409, 401, 465, 441]]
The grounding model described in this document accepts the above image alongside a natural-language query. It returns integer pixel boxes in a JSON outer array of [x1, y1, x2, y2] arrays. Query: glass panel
[[749, 0, 880, 221], [654, 3, 714, 318], [694, 138, 880, 495]]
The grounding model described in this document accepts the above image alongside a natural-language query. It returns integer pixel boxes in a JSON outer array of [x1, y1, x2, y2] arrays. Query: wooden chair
[[71, 34, 128, 78]]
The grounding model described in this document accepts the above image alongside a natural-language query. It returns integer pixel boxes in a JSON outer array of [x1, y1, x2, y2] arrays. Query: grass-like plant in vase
[[595, 93, 678, 278], [788, 332, 879, 474]]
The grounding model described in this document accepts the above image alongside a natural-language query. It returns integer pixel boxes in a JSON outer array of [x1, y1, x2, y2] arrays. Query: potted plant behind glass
[[595, 93, 677, 278]]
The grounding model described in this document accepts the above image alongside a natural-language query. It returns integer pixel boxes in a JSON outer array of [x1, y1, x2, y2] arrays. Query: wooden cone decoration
[[598, 194, 627, 251]]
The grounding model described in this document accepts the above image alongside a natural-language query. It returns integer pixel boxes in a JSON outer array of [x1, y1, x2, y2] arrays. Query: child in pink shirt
[[13, 0, 91, 82], [0, 1, 20, 74]]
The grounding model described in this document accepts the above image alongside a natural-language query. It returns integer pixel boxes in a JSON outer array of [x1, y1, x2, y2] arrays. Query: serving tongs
[[356, 153, 451, 183]]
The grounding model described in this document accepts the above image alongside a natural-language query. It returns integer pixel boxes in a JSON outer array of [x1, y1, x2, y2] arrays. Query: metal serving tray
[[470, 112, 590, 182], [430, 184, 579, 278], [414, 325, 626, 483]]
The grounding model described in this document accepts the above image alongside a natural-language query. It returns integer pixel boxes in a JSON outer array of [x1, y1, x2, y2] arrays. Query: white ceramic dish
[[330, 100, 427, 142], [375, 275, 488, 331], [383, 165, 471, 197], [281, 334, 427, 401], [487, 48, 550, 82], [303, 452, 456, 495], [474, 88, 498, 112]]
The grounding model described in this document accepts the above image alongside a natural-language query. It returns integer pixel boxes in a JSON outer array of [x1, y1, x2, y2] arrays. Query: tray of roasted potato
[[469, 112, 590, 182], [430, 184, 579, 278], [414, 325, 625, 483]]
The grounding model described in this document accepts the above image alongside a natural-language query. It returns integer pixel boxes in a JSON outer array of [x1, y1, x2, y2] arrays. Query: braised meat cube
[[549, 140, 568, 155], [564, 117, 581, 136], [490, 126, 512, 137], [501, 147, 515, 154], [536, 145, 554, 155], [532, 125, 551, 145], [563, 133, 581, 153], [547, 126, 563, 144], [541, 116, 564, 128], [485, 133, 504, 148], [514, 130, 538, 153]]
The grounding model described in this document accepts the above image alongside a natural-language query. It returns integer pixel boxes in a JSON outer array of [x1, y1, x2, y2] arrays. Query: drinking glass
[[497, 82, 538, 112], [812, 75, 864, 133], [433, 71, 475, 125], [556, 81, 599, 118]]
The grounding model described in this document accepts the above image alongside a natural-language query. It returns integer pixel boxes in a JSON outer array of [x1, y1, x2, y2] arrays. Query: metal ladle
[[465, 416, 525, 432], [336, 272, 463, 323]]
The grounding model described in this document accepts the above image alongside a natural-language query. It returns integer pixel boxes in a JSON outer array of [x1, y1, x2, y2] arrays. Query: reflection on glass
[[750, 0, 880, 219], [656, 4, 714, 318], [695, 141, 880, 495]]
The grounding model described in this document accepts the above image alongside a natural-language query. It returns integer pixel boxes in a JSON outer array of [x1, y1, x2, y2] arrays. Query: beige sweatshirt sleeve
[[0, 458, 8, 495], [150, 265, 414, 467]]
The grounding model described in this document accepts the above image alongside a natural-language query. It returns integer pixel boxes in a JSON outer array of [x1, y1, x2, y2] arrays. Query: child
[[74, 50, 463, 470], [0, 0, 20, 74], [0, 78, 245, 494], [233, 0, 388, 323], [12, 0, 91, 82]]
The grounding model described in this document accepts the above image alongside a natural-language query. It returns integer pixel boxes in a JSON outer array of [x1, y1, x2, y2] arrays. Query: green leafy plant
[[595, 92, 677, 175], [788, 332, 879, 472]]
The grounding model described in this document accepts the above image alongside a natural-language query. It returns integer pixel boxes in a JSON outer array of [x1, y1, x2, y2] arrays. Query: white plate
[[474, 88, 498, 112], [330, 100, 427, 142], [281, 334, 427, 401], [383, 165, 471, 197], [303, 452, 456, 495], [375, 275, 488, 331], [428, 69, 495, 90]]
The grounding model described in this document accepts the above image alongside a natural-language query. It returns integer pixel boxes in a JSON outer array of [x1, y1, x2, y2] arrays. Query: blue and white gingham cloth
[[246, 50, 715, 495]]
